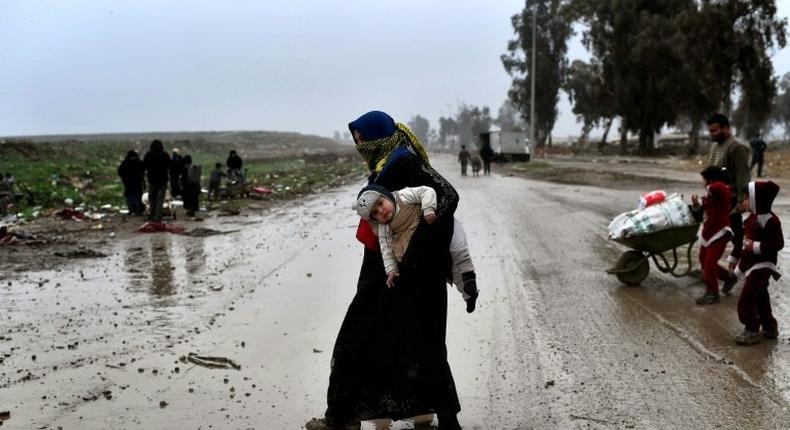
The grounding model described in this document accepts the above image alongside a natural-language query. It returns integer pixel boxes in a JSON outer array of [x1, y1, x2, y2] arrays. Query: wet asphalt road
[[2, 154, 790, 429]]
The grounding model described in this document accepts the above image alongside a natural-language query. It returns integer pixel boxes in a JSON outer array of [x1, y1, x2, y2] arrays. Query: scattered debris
[[209, 285, 224, 292], [0, 225, 47, 246], [54, 247, 108, 258], [184, 228, 240, 237], [0, 411, 9, 424], [313, 348, 323, 353], [186, 353, 241, 370], [137, 221, 184, 234], [250, 186, 273, 199], [54, 208, 86, 221]]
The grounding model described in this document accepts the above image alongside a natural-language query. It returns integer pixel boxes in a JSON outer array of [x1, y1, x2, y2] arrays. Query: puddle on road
[[0, 192, 358, 428]]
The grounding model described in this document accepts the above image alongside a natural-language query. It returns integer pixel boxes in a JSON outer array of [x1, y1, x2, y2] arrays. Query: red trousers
[[738, 270, 777, 333], [699, 236, 730, 294]]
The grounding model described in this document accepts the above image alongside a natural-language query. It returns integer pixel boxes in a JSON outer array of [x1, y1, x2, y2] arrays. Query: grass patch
[[0, 140, 363, 215]]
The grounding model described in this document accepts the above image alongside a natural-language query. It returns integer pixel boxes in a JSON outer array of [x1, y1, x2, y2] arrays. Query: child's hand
[[386, 272, 399, 288], [424, 212, 437, 224], [743, 239, 754, 253]]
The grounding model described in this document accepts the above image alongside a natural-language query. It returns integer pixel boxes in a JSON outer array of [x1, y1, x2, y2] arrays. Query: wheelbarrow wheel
[[613, 250, 649, 286]]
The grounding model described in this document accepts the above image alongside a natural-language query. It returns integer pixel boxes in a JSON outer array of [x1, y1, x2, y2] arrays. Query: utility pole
[[529, 4, 537, 155]]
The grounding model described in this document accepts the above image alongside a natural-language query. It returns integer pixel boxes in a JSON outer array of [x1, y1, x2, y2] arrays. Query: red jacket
[[699, 181, 731, 246]]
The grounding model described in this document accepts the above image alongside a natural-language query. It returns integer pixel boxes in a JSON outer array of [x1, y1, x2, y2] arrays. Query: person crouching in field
[[732, 180, 783, 345], [355, 183, 479, 313], [691, 166, 739, 305]]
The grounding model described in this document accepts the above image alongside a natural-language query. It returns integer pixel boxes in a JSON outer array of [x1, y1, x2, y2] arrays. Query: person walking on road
[[306, 111, 463, 430], [480, 142, 493, 175], [117, 150, 145, 215], [458, 145, 471, 176], [143, 139, 171, 222], [732, 180, 783, 345], [690, 166, 738, 305], [706, 113, 751, 272], [750, 135, 767, 178]]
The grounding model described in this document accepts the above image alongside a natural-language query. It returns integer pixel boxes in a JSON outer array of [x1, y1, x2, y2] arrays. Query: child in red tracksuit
[[732, 180, 783, 345], [691, 166, 738, 305]]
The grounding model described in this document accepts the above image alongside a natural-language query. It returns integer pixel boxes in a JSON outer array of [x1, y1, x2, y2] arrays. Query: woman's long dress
[[326, 149, 461, 422]]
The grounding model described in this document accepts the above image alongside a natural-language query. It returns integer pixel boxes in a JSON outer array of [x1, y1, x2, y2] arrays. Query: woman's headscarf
[[349, 111, 431, 173]]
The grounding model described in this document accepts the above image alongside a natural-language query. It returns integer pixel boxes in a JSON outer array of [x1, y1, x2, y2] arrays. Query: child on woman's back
[[354, 184, 479, 313]]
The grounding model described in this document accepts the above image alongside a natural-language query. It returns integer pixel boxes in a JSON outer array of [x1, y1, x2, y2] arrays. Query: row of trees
[[503, 0, 787, 155]]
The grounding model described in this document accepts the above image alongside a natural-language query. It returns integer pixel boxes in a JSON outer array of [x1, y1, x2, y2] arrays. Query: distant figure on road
[[169, 148, 184, 198], [480, 142, 494, 175], [181, 155, 201, 217], [143, 139, 171, 222], [732, 180, 783, 345], [690, 166, 737, 305], [750, 135, 767, 178], [471, 155, 482, 177], [706, 113, 751, 272], [458, 145, 471, 176], [117, 150, 145, 215]]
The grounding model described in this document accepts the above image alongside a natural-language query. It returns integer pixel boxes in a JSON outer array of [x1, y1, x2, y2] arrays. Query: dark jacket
[[117, 157, 145, 197], [143, 150, 171, 185], [227, 154, 243, 170]]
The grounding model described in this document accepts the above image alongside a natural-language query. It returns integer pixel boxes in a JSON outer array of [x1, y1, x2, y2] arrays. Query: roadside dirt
[[2, 154, 789, 429]]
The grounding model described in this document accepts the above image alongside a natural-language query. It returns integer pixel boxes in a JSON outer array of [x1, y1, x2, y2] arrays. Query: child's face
[[371, 197, 395, 224], [737, 195, 750, 213]]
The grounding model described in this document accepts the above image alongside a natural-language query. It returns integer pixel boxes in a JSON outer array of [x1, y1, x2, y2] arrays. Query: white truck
[[479, 130, 531, 161]]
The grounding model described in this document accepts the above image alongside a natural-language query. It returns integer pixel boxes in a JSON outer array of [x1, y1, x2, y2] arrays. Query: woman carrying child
[[307, 111, 464, 429]]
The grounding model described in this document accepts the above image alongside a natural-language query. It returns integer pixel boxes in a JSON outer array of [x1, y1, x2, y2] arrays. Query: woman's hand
[[386, 272, 399, 288], [424, 212, 437, 224]]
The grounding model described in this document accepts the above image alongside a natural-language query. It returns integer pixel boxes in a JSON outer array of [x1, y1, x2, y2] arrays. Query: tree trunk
[[619, 123, 628, 156], [687, 121, 701, 156], [598, 117, 613, 154], [638, 130, 655, 156]]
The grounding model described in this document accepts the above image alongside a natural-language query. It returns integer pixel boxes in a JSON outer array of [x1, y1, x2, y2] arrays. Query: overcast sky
[[2, 1, 790, 139]]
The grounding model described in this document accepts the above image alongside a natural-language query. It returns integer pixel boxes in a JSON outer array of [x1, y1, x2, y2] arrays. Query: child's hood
[[749, 180, 780, 214]]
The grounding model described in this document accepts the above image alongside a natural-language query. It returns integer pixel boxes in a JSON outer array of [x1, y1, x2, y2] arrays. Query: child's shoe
[[735, 329, 761, 345], [462, 271, 478, 313], [762, 325, 779, 340], [721, 273, 739, 296], [695, 291, 720, 305]]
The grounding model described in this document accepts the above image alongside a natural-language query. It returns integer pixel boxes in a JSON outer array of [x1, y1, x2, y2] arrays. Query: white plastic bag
[[609, 193, 695, 239]]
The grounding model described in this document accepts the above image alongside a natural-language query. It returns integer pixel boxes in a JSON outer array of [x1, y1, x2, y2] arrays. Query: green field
[[0, 132, 362, 219]]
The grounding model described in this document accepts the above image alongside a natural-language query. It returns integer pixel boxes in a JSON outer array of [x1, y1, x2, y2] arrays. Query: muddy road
[[2, 155, 790, 429]]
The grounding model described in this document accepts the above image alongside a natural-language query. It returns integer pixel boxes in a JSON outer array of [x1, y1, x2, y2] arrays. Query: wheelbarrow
[[606, 223, 700, 286]]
